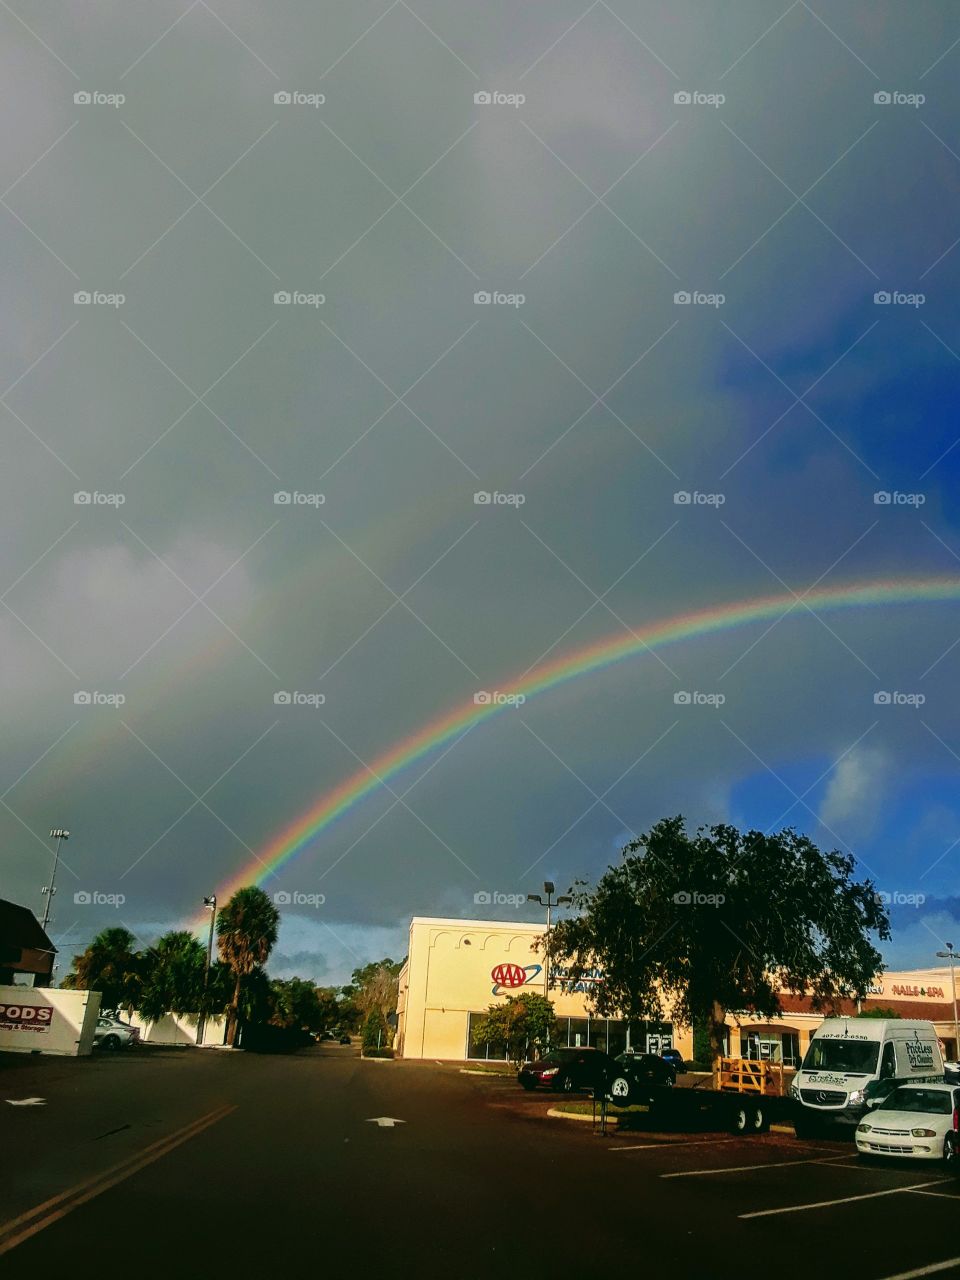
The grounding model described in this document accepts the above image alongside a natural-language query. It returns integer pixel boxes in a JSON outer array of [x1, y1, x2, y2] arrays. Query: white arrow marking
[[5, 1097, 46, 1106], [366, 1116, 405, 1127]]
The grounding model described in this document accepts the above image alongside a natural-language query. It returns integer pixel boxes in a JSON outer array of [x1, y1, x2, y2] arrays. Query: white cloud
[[820, 746, 889, 838]]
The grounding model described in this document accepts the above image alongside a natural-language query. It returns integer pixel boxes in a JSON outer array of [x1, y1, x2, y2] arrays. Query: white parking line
[[907, 1187, 960, 1202], [663, 1154, 851, 1178], [739, 1176, 954, 1218], [611, 1138, 730, 1152], [877, 1258, 960, 1279]]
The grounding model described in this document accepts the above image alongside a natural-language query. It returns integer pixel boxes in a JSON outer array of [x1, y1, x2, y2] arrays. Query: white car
[[856, 1083, 960, 1169], [93, 1014, 140, 1050]]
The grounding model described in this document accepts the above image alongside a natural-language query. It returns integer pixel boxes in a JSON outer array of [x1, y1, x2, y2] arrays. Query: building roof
[[0, 898, 55, 955], [771, 994, 957, 1023], [409, 916, 544, 932]]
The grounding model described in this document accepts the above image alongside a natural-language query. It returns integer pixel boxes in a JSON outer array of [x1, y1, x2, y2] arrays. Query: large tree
[[216, 887, 280, 1046], [61, 926, 141, 1013], [137, 931, 207, 1024], [548, 816, 890, 1062], [340, 957, 404, 1031], [270, 977, 325, 1034]]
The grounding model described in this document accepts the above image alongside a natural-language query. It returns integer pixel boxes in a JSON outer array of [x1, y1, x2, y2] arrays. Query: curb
[[547, 1107, 619, 1126], [459, 1068, 513, 1078]]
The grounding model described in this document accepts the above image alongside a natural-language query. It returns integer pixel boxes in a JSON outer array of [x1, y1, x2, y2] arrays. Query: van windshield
[[802, 1039, 879, 1074]]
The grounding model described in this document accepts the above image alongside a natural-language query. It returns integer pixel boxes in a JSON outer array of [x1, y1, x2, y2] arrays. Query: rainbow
[[204, 576, 960, 923]]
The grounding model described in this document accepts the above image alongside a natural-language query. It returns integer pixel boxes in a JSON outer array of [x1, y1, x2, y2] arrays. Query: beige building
[[395, 916, 960, 1067], [724, 967, 960, 1066], [395, 916, 693, 1061]]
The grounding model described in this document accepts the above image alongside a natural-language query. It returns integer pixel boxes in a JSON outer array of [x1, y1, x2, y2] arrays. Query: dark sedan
[[518, 1047, 614, 1093]]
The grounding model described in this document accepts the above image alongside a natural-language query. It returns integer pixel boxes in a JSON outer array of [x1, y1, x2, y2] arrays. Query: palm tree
[[137, 931, 207, 1025], [62, 926, 141, 1013], [216, 888, 280, 1045]]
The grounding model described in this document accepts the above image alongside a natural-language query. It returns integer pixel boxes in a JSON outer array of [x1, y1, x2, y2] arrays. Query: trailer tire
[[730, 1104, 751, 1134], [752, 1104, 769, 1133]]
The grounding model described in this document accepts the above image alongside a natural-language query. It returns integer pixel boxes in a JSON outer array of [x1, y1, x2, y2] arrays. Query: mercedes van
[[791, 1017, 943, 1138]]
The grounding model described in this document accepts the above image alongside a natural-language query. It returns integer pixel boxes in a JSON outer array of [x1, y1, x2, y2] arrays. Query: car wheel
[[101, 1034, 121, 1051], [608, 1075, 633, 1107], [519, 1078, 536, 1091], [561, 1074, 575, 1093], [944, 1134, 960, 1175], [664, 1074, 675, 1088]]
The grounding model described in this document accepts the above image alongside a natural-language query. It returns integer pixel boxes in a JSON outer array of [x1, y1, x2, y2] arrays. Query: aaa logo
[[490, 963, 542, 995]]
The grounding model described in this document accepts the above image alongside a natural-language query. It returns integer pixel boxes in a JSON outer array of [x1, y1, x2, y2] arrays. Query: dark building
[[0, 899, 56, 986]]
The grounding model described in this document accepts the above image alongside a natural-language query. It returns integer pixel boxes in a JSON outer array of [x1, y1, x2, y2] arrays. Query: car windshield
[[880, 1088, 953, 1115], [802, 1039, 879, 1074]]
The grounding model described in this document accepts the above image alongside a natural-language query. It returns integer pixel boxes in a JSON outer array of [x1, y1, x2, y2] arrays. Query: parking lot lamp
[[196, 894, 217, 1045], [527, 881, 573, 1016], [935, 943, 960, 1060], [40, 828, 69, 932]]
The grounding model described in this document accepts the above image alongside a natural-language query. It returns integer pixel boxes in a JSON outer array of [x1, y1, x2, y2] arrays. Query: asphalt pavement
[[1, 1045, 958, 1278]]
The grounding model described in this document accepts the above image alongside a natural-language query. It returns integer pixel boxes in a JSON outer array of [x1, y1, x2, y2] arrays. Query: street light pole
[[936, 943, 960, 1061], [196, 895, 217, 1046], [40, 828, 69, 933], [527, 881, 572, 1048]]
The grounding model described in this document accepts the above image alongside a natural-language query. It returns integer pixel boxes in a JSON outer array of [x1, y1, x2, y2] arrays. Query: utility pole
[[527, 881, 572, 1046], [196, 895, 217, 1046], [40, 828, 69, 932]]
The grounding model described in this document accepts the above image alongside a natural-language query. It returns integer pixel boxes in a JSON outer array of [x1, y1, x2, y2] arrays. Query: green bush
[[361, 1008, 388, 1051]]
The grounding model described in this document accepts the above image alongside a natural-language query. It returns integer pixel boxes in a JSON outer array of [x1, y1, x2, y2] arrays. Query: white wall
[[129, 1011, 227, 1046], [0, 986, 101, 1055]]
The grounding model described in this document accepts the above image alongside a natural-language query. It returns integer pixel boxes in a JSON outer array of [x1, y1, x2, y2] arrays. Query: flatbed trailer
[[605, 1057, 796, 1135]]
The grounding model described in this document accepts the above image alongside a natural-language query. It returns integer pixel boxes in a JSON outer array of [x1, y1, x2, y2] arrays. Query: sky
[[2, 1, 960, 985]]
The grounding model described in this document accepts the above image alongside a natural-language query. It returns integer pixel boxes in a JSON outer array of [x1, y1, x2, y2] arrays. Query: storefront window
[[569, 1018, 590, 1048], [606, 1020, 628, 1057], [590, 1018, 609, 1052], [627, 1020, 674, 1054], [466, 1012, 509, 1061]]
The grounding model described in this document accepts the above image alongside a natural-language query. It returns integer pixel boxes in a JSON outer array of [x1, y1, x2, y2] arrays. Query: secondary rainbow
[[206, 576, 960, 919]]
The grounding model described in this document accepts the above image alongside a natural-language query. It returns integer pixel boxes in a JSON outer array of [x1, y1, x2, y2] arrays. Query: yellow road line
[[0, 1103, 236, 1255]]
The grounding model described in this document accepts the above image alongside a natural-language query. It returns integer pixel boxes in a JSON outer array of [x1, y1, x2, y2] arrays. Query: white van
[[791, 1018, 943, 1137]]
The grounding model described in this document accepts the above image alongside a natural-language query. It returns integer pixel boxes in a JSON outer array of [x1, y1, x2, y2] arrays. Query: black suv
[[606, 1053, 677, 1106], [660, 1047, 686, 1074]]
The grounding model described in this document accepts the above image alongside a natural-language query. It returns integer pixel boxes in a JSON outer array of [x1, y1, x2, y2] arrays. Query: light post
[[40, 828, 69, 933], [936, 943, 960, 1061], [527, 881, 572, 1047], [196, 895, 217, 1046]]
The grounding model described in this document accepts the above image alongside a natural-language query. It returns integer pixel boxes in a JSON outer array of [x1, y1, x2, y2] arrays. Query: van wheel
[[944, 1134, 960, 1175]]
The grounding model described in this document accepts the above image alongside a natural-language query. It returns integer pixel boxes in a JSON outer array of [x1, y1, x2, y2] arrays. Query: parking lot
[[471, 1067, 960, 1277], [2, 1048, 959, 1278]]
